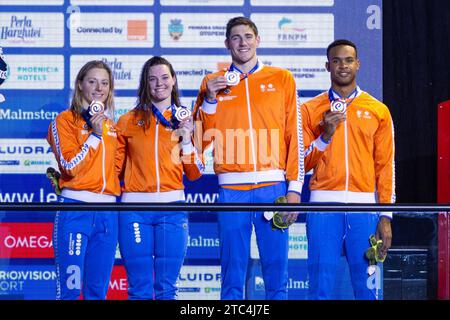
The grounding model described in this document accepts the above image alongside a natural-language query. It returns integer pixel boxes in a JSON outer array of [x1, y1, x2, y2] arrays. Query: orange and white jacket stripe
[[115, 109, 204, 201], [194, 63, 305, 194], [46, 109, 120, 201], [302, 88, 395, 217]]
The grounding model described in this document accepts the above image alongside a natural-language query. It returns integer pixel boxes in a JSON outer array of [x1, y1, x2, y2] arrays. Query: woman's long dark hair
[[135, 56, 181, 129]]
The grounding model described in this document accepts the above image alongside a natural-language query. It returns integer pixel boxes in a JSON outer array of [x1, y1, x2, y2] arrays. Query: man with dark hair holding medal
[[194, 16, 304, 300], [301, 39, 394, 300]]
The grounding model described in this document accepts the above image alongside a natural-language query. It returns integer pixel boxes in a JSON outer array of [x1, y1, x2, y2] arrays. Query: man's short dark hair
[[226, 16, 258, 39], [326, 39, 358, 60]]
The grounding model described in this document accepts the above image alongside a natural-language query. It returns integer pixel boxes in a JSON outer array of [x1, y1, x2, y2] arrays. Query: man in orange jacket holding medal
[[302, 39, 394, 300], [194, 16, 304, 300]]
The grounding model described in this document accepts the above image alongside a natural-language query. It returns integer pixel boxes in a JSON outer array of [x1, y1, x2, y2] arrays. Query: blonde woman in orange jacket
[[47, 60, 120, 300]]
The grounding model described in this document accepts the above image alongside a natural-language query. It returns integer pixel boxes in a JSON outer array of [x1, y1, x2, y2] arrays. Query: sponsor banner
[[259, 55, 329, 91], [247, 258, 355, 299], [163, 55, 230, 90], [161, 13, 241, 48], [70, 55, 148, 90], [251, 13, 334, 48], [106, 265, 128, 300], [0, 222, 53, 258], [71, 0, 154, 5], [0, 174, 58, 204], [161, 0, 243, 5], [0, 13, 64, 48], [246, 260, 309, 299], [1, 263, 332, 300], [1, 55, 64, 90], [0, 0, 63, 4], [2, 54, 64, 90], [186, 223, 219, 260], [178, 265, 221, 300], [250, 223, 307, 260], [288, 223, 308, 259], [70, 13, 154, 48], [0, 265, 56, 299], [251, 0, 333, 6], [0, 139, 57, 174], [0, 265, 129, 300], [0, 93, 64, 138]]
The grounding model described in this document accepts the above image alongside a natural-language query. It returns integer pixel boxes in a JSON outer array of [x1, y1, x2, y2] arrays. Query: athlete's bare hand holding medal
[[204, 70, 239, 99], [87, 101, 107, 136], [319, 110, 346, 143], [90, 112, 108, 136], [177, 115, 194, 145], [204, 76, 228, 102]]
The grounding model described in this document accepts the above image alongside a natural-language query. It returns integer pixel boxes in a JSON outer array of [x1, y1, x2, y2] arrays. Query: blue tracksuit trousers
[[306, 212, 383, 300], [53, 197, 118, 300], [118, 211, 188, 300], [218, 182, 289, 300]]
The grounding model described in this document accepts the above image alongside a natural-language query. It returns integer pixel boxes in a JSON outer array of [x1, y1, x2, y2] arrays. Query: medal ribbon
[[229, 60, 260, 79], [328, 86, 360, 106], [151, 103, 176, 129]]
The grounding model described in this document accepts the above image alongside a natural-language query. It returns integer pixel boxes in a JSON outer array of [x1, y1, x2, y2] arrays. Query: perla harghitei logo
[[101, 58, 131, 81], [0, 47, 8, 103], [1, 15, 42, 41], [169, 19, 183, 41]]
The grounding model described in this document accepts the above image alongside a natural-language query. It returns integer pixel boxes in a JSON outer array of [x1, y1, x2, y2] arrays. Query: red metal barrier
[[437, 100, 450, 299]]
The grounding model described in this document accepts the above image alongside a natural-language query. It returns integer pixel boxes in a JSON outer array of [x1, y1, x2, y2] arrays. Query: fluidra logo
[[0, 47, 8, 103]]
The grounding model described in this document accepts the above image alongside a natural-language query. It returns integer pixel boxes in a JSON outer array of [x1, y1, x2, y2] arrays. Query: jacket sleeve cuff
[[201, 99, 218, 114], [288, 181, 303, 195], [316, 134, 331, 151]]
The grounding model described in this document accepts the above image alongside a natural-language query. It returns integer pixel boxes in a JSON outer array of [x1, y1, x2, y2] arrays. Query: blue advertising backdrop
[[0, 0, 382, 299]]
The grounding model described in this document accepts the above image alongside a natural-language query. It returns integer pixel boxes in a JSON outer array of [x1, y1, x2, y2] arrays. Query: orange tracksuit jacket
[[46, 109, 120, 200], [115, 109, 204, 200], [194, 63, 304, 194], [301, 89, 395, 210]]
